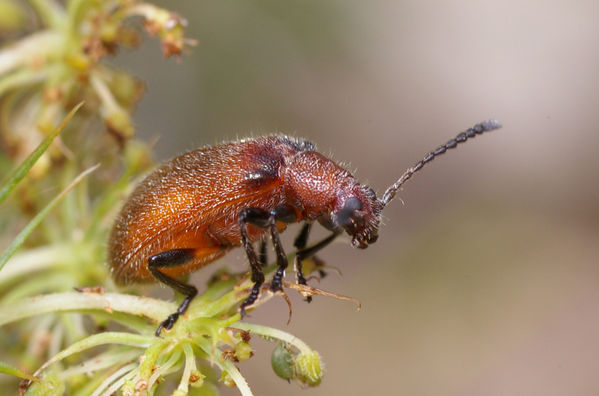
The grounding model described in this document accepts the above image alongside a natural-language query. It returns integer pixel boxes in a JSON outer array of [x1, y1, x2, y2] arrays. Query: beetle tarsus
[[156, 313, 179, 336], [240, 281, 263, 318]]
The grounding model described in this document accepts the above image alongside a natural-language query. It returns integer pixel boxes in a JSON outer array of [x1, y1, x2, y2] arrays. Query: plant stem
[[0, 291, 174, 327], [231, 322, 312, 355], [0, 30, 62, 75]]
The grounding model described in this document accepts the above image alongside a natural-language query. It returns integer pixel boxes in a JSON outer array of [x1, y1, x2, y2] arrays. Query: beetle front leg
[[293, 226, 341, 301]]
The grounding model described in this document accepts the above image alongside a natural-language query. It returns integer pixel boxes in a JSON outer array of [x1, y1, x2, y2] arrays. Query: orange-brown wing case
[[108, 136, 314, 283]]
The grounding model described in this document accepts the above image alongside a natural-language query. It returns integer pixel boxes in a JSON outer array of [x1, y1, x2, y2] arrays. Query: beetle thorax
[[284, 150, 382, 247], [283, 151, 346, 215]]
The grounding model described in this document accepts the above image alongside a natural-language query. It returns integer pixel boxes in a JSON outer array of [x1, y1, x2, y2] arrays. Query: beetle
[[108, 119, 501, 335]]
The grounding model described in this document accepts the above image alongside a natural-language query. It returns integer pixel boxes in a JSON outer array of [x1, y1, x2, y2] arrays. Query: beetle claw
[[155, 313, 179, 336]]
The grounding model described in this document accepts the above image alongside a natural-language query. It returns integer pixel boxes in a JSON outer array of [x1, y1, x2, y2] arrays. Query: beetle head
[[333, 186, 383, 249]]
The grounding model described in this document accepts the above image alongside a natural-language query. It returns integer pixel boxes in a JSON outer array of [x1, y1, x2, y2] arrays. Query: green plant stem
[[0, 68, 49, 96], [232, 322, 312, 355], [148, 348, 183, 389], [0, 30, 62, 75], [94, 366, 137, 396], [0, 291, 175, 327], [192, 335, 254, 396], [34, 332, 153, 376], [61, 350, 140, 379], [0, 244, 72, 286], [27, 0, 66, 29], [89, 362, 137, 396], [218, 357, 253, 396], [1, 272, 75, 303], [65, 0, 94, 34], [0, 361, 39, 382], [176, 343, 196, 393]]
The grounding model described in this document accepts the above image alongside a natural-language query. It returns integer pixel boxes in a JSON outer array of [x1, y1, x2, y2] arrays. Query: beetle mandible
[[108, 120, 501, 335]]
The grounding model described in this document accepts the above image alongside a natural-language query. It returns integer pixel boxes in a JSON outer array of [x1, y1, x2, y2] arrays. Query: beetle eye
[[336, 197, 362, 228]]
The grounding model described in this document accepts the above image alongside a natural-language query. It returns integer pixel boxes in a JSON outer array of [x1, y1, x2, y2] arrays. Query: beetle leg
[[258, 238, 268, 267], [268, 216, 287, 293], [239, 206, 298, 315], [268, 205, 298, 292], [148, 249, 198, 336], [294, 229, 341, 302], [239, 208, 269, 317], [293, 223, 312, 287]]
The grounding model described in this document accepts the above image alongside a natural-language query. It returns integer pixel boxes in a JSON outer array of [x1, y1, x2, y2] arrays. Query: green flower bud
[[271, 342, 295, 381], [189, 369, 206, 388], [234, 341, 253, 362], [295, 350, 323, 386]]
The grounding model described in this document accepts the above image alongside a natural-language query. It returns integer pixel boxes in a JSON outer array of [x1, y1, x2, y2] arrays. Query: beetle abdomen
[[108, 135, 315, 283]]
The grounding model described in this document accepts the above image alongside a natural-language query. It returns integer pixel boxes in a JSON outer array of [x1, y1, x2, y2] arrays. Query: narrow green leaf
[[0, 163, 99, 272], [0, 101, 84, 204], [0, 360, 39, 382], [35, 332, 152, 376]]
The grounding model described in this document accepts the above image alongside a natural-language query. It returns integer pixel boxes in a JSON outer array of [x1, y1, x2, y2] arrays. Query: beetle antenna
[[379, 119, 502, 207]]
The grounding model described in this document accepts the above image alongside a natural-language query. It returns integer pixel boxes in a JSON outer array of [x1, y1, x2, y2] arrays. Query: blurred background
[[45, 0, 599, 394]]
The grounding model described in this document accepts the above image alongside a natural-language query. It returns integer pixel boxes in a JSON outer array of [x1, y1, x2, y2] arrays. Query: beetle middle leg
[[258, 239, 268, 267], [238, 206, 297, 316], [148, 249, 198, 336]]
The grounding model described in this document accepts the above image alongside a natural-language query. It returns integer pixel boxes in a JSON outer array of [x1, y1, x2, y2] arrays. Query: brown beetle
[[108, 120, 501, 335]]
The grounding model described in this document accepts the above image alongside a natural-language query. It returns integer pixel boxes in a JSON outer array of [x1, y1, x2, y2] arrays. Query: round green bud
[[189, 369, 206, 388], [271, 343, 295, 381], [295, 351, 323, 386]]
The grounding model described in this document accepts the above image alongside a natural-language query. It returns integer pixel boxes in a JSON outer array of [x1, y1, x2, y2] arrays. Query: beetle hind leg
[[148, 249, 198, 336]]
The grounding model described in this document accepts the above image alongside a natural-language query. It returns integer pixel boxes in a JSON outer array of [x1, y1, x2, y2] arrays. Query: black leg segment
[[293, 223, 312, 286], [238, 205, 297, 316], [239, 208, 267, 317], [268, 214, 289, 293], [258, 239, 268, 267], [148, 249, 198, 336]]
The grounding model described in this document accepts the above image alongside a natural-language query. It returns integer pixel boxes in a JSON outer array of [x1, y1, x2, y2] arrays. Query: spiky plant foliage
[[0, 2, 342, 395]]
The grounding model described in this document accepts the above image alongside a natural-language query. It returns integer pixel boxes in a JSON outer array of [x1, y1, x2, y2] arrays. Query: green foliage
[[0, 2, 330, 395]]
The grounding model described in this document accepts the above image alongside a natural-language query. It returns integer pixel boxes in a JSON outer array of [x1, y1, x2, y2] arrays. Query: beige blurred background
[[116, 1, 599, 395]]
